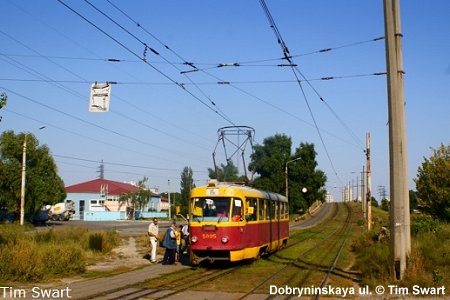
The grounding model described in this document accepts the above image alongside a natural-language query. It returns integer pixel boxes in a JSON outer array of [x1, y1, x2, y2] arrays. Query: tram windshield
[[191, 197, 233, 222]]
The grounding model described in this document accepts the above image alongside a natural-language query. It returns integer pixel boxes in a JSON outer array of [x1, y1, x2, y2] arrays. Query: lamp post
[[20, 126, 46, 226], [285, 157, 301, 200]]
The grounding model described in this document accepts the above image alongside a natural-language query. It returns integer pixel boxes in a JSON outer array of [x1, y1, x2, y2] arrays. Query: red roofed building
[[66, 178, 140, 195], [65, 178, 167, 221]]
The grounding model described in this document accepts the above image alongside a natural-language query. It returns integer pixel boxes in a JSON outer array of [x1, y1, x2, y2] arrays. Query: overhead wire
[[76, 0, 235, 126], [1, 1, 223, 157], [192, 59, 364, 150], [0, 30, 212, 152], [4, 108, 205, 165], [0, 70, 386, 86], [0, 33, 384, 69], [258, 0, 369, 151], [258, 0, 345, 185], [103, 0, 234, 126]]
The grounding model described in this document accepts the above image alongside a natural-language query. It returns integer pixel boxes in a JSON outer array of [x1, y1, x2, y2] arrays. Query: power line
[[0, 71, 386, 85], [0, 34, 212, 150], [0, 33, 384, 68], [58, 0, 234, 126], [102, 0, 234, 125], [258, 0, 344, 185]]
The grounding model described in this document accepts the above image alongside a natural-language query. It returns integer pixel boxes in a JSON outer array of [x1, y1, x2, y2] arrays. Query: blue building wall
[[83, 211, 126, 221], [135, 211, 167, 219], [66, 192, 166, 221]]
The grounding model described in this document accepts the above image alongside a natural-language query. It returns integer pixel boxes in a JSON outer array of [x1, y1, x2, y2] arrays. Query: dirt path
[[86, 236, 152, 272]]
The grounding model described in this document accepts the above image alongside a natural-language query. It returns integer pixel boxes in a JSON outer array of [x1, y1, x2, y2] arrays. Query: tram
[[189, 180, 289, 264]]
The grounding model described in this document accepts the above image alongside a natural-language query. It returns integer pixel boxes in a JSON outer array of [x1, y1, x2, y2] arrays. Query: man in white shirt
[[181, 223, 189, 254], [147, 218, 159, 263]]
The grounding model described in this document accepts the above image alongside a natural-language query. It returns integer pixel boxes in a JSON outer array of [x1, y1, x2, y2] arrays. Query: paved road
[[36, 219, 175, 236], [290, 202, 335, 229]]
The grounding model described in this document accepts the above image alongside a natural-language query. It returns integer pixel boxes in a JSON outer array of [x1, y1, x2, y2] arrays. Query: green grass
[[0, 224, 120, 282], [351, 207, 450, 288]]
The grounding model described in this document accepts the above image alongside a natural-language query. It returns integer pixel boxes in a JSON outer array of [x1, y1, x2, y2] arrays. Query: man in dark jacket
[[162, 222, 177, 265]]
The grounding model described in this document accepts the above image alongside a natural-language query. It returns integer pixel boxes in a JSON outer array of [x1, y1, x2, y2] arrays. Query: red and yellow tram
[[189, 180, 289, 264]]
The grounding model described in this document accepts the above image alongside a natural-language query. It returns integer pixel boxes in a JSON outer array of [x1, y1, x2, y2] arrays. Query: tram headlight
[[221, 236, 229, 244], [191, 235, 198, 243]]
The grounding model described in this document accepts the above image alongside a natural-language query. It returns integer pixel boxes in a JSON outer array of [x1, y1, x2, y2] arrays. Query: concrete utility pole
[[361, 166, 366, 219], [384, 0, 410, 280], [366, 133, 372, 231]]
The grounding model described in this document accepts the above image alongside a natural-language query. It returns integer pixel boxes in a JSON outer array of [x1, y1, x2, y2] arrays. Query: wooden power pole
[[384, 0, 410, 280]]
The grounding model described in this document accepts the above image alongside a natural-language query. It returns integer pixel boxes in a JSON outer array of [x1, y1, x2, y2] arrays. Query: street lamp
[[285, 157, 301, 200], [20, 126, 46, 226]]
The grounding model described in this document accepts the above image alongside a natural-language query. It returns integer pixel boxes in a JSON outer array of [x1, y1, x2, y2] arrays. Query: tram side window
[[275, 202, 280, 220], [265, 199, 270, 220], [246, 198, 257, 222], [270, 201, 276, 220], [232, 198, 243, 221], [284, 203, 289, 219], [258, 199, 265, 221]]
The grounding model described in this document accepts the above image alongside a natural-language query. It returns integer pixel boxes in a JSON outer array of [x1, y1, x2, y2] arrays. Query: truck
[[47, 200, 75, 221]]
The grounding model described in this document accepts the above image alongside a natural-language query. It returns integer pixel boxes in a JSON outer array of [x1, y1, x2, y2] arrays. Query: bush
[[88, 231, 120, 253], [352, 230, 391, 286], [411, 214, 441, 236], [0, 225, 120, 281], [41, 242, 85, 275], [0, 239, 44, 281]]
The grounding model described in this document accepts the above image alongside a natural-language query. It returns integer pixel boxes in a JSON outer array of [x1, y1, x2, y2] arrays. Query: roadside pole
[[384, 0, 410, 280]]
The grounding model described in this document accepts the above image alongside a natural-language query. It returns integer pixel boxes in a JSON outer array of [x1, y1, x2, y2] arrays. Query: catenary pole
[[384, 0, 409, 280], [361, 166, 366, 219], [393, 0, 411, 255]]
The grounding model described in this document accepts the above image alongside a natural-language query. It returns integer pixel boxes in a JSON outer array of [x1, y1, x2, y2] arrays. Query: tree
[[119, 177, 151, 219], [208, 160, 246, 182], [371, 196, 379, 208], [180, 166, 195, 216], [249, 134, 292, 194], [248, 135, 327, 214], [414, 143, 450, 221], [288, 143, 327, 213], [381, 198, 390, 211], [0, 130, 66, 219], [409, 190, 418, 213]]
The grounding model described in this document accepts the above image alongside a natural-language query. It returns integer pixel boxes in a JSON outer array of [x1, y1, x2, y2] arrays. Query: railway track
[[85, 202, 359, 299], [238, 202, 358, 300]]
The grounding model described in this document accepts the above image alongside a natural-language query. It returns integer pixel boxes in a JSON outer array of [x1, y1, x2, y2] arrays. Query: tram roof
[[192, 180, 287, 202]]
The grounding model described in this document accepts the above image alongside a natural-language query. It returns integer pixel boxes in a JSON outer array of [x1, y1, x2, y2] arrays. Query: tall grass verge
[[352, 211, 449, 288], [0, 224, 120, 282]]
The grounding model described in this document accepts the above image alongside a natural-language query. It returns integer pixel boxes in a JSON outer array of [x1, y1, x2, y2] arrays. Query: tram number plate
[[202, 233, 217, 239], [206, 188, 219, 196]]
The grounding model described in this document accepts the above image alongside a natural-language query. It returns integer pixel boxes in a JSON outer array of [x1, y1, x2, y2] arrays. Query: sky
[[1, 0, 449, 201]]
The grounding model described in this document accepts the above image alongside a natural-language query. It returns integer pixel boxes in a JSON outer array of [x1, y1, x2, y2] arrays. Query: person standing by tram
[[162, 222, 177, 265], [181, 222, 190, 254], [147, 218, 159, 263]]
